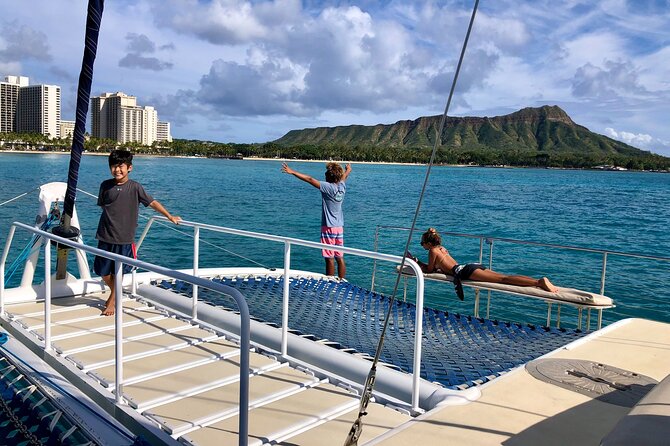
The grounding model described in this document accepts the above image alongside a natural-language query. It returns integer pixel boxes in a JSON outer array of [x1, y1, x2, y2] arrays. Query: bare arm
[[149, 200, 181, 224], [341, 163, 352, 182], [281, 163, 320, 188]]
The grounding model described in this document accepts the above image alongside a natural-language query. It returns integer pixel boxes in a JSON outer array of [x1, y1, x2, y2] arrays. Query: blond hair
[[325, 162, 344, 183]]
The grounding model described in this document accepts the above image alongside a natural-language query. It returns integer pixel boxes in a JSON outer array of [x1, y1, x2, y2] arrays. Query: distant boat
[[229, 153, 244, 160]]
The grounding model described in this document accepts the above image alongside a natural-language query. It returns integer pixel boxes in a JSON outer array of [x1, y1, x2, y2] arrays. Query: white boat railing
[[0, 221, 251, 446], [371, 224, 670, 328], [136, 216, 427, 412]]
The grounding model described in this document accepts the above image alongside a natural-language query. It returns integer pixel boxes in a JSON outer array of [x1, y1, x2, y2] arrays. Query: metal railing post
[[282, 242, 291, 356], [5, 222, 251, 444], [486, 238, 493, 318], [193, 226, 199, 320], [411, 260, 424, 412], [114, 261, 124, 404], [370, 226, 380, 292], [0, 226, 16, 316], [44, 239, 51, 351], [600, 252, 608, 296]]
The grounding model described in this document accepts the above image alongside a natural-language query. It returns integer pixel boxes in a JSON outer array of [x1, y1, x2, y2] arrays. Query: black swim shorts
[[451, 263, 486, 301], [93, 241, 136, 276]]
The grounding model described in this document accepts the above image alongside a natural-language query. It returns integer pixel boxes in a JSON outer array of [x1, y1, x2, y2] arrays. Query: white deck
[[2, 287, 668, 445], [371, 318, 670, 446], [1, 291, 413, 445]]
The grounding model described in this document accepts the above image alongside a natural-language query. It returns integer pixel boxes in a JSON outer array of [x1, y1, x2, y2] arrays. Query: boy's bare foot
[[539, 277, 558, 293], [101, 305, 115, 316]]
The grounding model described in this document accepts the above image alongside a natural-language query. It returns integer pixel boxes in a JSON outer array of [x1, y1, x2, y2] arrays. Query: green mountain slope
[[274, 105, 646, 156]]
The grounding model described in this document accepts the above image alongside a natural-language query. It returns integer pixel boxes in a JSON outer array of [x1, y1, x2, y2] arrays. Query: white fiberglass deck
[[2, 291, 412, 445]]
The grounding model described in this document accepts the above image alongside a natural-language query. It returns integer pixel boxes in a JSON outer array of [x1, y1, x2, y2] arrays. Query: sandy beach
[[0, 149, 432, 166]]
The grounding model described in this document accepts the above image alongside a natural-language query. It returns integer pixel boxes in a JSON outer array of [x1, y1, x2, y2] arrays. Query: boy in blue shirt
[[94, 149, 181, 316], [282, 162, 352, 278]]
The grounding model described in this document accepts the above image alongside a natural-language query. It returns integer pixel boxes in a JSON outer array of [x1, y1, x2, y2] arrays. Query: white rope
[[0, 187, 39, 207]]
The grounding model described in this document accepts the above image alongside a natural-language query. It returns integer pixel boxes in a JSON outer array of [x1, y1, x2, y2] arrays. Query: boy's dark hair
[[108, 149, 133, 167], [325, 162, 344, 183]]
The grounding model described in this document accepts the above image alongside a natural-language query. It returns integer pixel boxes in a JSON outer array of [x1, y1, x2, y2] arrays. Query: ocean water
[[1, 153, 669, 328]]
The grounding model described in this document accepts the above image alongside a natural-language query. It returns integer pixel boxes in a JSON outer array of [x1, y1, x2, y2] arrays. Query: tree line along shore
[[1, 133, 669, 171]]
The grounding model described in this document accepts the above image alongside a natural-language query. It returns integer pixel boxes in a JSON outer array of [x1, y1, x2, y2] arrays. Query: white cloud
[[603, 127, 670, 156]]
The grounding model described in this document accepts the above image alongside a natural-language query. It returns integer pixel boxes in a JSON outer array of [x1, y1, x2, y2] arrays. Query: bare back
[[427, 246, 458, 274]]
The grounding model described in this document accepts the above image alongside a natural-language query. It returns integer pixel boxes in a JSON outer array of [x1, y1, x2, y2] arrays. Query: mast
[[53, 0, 105, 279]]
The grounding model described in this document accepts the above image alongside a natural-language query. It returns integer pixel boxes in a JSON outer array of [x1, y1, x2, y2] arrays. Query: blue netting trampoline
[[155, 275, 587, 389]]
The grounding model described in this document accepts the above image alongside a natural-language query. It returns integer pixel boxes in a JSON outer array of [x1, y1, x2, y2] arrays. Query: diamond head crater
[[1, 105, 668, 170]]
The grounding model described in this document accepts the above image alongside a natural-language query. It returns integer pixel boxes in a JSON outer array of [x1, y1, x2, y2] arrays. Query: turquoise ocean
[[1, 153, 669, 328]]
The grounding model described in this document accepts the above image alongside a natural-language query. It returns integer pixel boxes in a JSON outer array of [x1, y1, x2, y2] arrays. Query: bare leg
[[335, 257, 346, 279], [325, 258, 335, 276], [101, 274, 116, 316], [469, 269, 558, 292]]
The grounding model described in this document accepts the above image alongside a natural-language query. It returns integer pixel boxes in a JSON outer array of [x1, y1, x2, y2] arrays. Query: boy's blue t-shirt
[[319, 181, 346, 227]]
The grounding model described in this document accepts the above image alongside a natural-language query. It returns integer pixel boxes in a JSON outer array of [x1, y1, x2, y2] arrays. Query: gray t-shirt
[[96, 179, 154, 244], [319, 181, 346, 227]]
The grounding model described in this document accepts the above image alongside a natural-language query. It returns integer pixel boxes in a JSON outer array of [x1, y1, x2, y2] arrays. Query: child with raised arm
[[282, 162, 352, 278], [94, 149, 181, 316], [411, 228, 558, 300]]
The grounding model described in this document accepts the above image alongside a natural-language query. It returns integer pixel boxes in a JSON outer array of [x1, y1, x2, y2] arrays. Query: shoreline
[[1, 150, 666, 172], [0, 149, 429, 167]]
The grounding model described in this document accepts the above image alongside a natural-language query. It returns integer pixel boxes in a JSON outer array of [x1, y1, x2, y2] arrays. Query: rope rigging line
[[343, 1, 480, 444], [3, 208, 61, 287], [0, 187, 39, 208]]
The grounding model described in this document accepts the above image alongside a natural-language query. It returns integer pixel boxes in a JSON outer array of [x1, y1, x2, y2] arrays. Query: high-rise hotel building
[[2, 75, 61, 138], [17, 83, 61, 138], [0, 76, 29, 133], [91, 92, 167, 145], [157, 121, 172, 142]]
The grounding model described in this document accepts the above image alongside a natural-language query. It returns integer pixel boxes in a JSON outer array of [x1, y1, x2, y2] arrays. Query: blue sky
[[1, 0, 669, 155]]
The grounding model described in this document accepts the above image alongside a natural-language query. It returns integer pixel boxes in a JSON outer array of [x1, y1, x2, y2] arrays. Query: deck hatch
[[525, 358, 658, 407]]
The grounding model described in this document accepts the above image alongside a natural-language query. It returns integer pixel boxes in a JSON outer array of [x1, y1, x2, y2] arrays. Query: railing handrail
[[375, 224, 670, 262], [137, 217, 423, 264], [1, 221, 251, 445], [137, 216, 426, 412]]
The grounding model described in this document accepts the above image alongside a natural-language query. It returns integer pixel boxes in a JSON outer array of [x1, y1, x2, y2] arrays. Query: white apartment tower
[[0, 76, 29, 133], [59, 120, 75, 139], [157, 121, 172, 142], [17, 83, 61, 138], [91, 92, 161, 145]]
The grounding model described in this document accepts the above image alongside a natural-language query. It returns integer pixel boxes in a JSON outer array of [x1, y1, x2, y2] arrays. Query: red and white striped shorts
[[320, 226, 344, 258]]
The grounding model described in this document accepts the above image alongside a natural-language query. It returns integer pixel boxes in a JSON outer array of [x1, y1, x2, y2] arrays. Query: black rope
[[62, 0, 105, 221], [343, 1, 480, 444]]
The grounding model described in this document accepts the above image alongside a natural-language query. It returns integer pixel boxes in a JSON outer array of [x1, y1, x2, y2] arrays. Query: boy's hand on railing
[[169, 215, 182, 225]]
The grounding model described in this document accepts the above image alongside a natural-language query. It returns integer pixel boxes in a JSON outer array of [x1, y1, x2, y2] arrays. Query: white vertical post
[[600, 252, 608, 296], [412, 267, 425, 412], [0, 226, 17, 316], [44, 239, 52, 351], [370, 227, 380, 292], [193, 226, 199, 320], [281, 242, 291, 356], [577, 308, 583, 330], [114, 261, 123, 404], [131, 270, 137, 295]]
